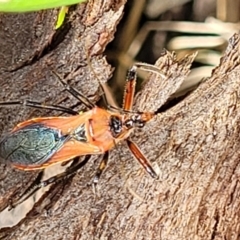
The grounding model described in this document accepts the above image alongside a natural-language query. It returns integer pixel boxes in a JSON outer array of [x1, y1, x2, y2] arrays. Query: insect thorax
[[72, 124, 87, 142], [109, 116, 123, 138]]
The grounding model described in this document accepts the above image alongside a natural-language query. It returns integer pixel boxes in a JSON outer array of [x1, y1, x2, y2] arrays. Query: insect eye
[[124, 120, 133, 129], [110, 116, 123, 137]]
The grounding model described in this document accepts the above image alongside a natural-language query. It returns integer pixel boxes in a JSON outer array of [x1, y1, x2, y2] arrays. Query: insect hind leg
[[9, 155, 91, 209], [0, 99, 78, 115]]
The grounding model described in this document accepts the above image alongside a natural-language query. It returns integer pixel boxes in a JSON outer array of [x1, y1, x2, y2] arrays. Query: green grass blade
[[0, 0, 86, 12], [55, 6, 69, 29]]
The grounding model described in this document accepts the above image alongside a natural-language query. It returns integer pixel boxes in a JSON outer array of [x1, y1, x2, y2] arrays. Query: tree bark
[[1, 1, 240, 239]]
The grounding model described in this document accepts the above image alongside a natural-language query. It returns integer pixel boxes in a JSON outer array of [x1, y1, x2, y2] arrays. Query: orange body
[[0, 65, 158, 179], [10, 107, 132, 170]]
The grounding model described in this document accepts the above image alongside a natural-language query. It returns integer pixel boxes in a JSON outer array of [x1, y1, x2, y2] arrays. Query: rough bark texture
[[1, 1, 240, 240]]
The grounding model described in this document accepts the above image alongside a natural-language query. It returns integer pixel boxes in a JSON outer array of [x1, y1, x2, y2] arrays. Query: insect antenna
[[134, 62, 167, 79]]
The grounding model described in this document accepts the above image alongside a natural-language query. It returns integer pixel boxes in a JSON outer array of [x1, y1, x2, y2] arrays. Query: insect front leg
[[126, 139, 158, 179], [122, 63, 166, 112], [122, 66, 137, 111]]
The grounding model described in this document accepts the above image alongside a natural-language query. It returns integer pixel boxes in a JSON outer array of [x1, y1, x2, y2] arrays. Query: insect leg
[[0, 99, 78, 115], [126, 139, 158, 179], [122, 66, 137, 111], [8, 171, 44, 210], [122, 63, 166, 112], [52, 71, 95, 109], [93, 151, 109, 184], [9, 155, 91, 209]]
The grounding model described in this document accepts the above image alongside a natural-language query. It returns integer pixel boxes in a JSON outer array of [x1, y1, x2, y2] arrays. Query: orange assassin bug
[[0, 64, 160, 206]]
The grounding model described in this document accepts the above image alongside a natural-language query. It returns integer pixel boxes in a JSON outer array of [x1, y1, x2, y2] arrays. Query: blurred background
[[105, 0, 240, 103]]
